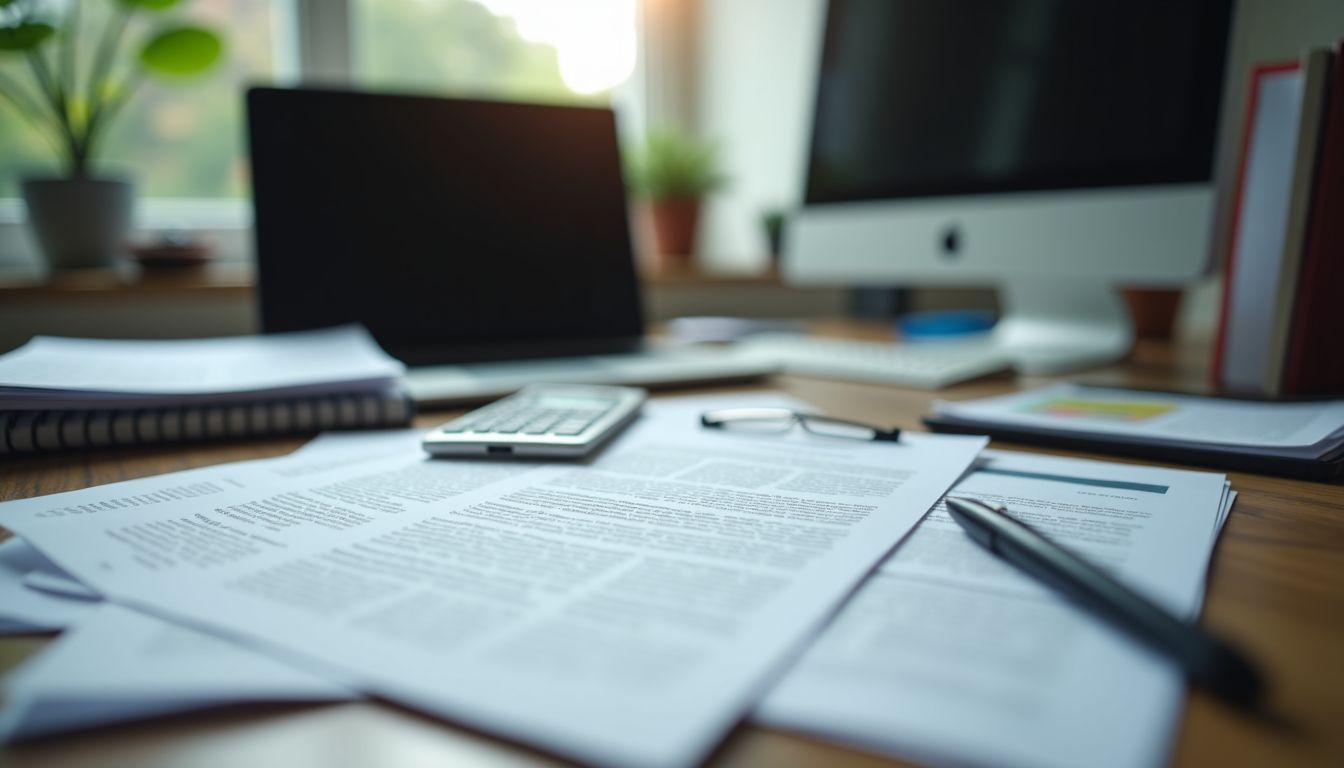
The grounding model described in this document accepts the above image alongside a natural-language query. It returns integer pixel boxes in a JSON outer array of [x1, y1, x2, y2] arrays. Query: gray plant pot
[[21, 177, 134, 271]]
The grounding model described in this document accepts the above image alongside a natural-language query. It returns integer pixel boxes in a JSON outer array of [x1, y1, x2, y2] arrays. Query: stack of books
[[1214, 40, 1344, 397], [0, 326, 413, 455]]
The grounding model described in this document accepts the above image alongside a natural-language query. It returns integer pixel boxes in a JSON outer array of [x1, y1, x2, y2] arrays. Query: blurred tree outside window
[[1, 0, 640, 202], [356, 0, 637, 105], [0, 0, 283, 199]]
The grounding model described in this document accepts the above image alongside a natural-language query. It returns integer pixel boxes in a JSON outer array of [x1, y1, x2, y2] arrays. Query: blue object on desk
[[898, 310, 996, 341]]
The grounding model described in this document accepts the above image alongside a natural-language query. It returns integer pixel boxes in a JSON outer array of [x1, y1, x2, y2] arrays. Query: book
[[0, 326, 414, 455], [1264, 48, 1335, 395], [1284, 39, 1344, 395], [1213, 49, 1335, 397]]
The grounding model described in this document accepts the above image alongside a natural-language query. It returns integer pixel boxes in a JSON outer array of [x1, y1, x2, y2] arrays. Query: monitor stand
[[991, 277, 1135, 375]]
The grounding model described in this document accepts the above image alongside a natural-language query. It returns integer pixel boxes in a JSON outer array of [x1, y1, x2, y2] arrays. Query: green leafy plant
[[625, 129, 727, 201], [0, 0, 223, 178]]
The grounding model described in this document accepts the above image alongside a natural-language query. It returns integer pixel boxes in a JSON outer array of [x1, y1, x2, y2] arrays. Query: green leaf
[[118, 0, 184, 10], [0, 22, 56, 52], [138, 26, 222, 77], [625, 130, 727, 200], [0, 0, 19, 7]]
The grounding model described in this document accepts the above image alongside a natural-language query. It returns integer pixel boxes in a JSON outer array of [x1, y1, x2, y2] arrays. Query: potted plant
[[0, 0, 223, 270], [625, 129, 726, 262], [761, 207, 786, 264]]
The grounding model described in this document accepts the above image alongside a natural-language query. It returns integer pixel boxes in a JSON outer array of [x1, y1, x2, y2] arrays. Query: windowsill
[[0, 260, 849, 353], [640, 260, 782, 286], [0, 261, 788, 300], [0, 264, 255, 301], [0, 198, 255, 272]]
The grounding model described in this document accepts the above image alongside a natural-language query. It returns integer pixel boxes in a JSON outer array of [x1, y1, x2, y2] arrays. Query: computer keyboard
[[403, 343, 775, 406], [739, 334, 1014, 389]]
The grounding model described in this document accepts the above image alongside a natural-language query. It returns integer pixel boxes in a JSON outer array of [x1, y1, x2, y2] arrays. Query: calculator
[[422, 384, 647, 458]]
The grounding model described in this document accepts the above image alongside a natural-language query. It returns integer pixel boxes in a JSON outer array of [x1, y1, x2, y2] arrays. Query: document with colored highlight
[[757, 450, 1233, 768]]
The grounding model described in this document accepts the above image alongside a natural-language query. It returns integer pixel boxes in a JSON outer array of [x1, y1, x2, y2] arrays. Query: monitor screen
[[248, 88, 644, 364], [806, 0, 1232, 204]]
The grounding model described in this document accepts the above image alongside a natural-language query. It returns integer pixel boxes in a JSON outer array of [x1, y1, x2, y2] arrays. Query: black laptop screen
[[247, 87, 644, 364]]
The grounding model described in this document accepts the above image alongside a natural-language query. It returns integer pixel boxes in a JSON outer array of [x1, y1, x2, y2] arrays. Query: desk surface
[[2, 339, 1341, 768]]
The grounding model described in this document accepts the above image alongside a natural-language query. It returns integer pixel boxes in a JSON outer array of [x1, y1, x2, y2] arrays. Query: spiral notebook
[[0, 326, 414, 456]]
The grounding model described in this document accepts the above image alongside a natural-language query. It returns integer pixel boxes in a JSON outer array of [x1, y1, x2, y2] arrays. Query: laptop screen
[[248, 87, 645, 364]]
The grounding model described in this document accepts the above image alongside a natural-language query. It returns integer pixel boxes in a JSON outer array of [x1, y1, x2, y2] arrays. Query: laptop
[[247, 87, 771, 405]]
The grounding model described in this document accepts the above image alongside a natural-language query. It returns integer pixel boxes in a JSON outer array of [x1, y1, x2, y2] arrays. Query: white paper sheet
[[0, 326, 404, 407], [0, 394, 986, 768], [0, 539, 99, 633], [0, 429, 433, 635], [934, 383, 1344, 455], [0, 603, 355, 741], [756, 450, 1232, 768]]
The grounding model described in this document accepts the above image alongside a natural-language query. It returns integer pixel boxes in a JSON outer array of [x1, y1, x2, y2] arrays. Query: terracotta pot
[[650, 198, 701, 260], [22, 177, 134, 270], [1122, 287, 1182, 340]]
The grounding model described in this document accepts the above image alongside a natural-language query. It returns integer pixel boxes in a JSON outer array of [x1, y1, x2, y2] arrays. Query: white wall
[[696, 0, 825, 268]]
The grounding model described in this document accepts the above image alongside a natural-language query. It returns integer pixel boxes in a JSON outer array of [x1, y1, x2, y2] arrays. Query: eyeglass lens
[[798, 416, 879, 440]]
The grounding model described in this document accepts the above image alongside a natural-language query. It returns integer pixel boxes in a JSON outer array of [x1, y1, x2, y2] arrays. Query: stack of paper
[[0, 396, 985, 767], [0, 325, 405, 407], [0, 394, 1240, 768]]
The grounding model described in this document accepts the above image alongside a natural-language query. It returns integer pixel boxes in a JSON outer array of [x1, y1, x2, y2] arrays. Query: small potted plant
[[761, 207, 786, 264], [0, 0, 223, 271], [625, 129, 726, 262]]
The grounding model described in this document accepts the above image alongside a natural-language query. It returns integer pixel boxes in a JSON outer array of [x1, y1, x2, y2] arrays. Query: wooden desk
[[2, 339, 1341, 768]]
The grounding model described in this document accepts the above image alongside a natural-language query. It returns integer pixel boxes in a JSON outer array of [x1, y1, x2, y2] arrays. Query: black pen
[[944, 496, 1264, 709]]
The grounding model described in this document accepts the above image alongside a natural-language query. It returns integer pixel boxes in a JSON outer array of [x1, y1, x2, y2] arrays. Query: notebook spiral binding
[[1, 391, 415, 456]]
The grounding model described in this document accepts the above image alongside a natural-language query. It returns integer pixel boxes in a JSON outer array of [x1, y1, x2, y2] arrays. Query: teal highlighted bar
[[976, 467, 1169, 494]]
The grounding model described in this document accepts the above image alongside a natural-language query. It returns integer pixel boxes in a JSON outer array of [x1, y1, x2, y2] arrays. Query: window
[[0, 0, 290, 199], [0, 0, 657, 270], [354, 0, 637, 105]]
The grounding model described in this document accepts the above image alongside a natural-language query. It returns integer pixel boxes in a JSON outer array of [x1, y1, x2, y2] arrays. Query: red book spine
[[1283, 44, 1344, 395], [1211, 61, 1301, 392]]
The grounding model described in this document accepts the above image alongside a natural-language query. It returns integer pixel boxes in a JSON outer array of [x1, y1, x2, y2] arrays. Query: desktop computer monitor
[[785, 0, 1234, 373]]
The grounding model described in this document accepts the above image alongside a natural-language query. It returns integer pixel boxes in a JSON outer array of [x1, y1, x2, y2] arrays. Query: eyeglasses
[[700, 408, 901, 442]]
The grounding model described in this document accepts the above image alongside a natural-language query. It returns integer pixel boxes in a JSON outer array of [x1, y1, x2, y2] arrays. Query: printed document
[[756, 450, 1232, 768], [0, 603, 353, 741], [934, 382, 1344, 456], [2, 450, 1232, 750], [0, 395, 985, 768], [0, 539, 97, 633], [0, 431, 416, 635]]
